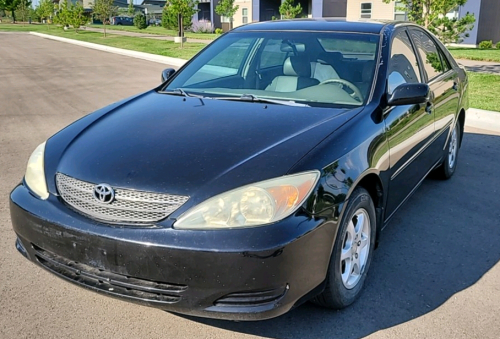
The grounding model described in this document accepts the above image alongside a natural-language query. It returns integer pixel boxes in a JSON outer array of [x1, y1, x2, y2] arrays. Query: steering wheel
[[319, 78, 364, 102]]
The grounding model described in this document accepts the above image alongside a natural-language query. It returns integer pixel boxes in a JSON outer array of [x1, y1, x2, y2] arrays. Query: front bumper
[[10, 184, 337, 321]]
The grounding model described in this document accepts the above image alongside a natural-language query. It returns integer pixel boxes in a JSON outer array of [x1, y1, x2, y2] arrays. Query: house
[[453, 0, 500, 46], [140, 0, 165, 19], [237, 0, 500, 46], [342, 0, 500, 46]]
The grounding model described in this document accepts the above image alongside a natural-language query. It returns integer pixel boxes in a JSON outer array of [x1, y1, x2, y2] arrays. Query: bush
[[496, 41, 500, 50], [215, 28, 223, 34], [191, 20, 214, 33], [134, 13, 147, 29], [479, 40, 493, 49]]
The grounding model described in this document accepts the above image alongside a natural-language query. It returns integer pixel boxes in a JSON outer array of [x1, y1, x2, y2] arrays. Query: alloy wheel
[[340, 208, 371, 289], [448, 126, 458, 169]]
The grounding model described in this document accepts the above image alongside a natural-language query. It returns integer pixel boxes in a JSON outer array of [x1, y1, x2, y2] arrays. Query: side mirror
[[387, 83, 430, 106], [161, 68, 176, 83]]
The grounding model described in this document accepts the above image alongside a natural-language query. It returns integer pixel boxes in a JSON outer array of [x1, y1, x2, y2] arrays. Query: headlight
[[25, 142, 49, 200], [174, 171, 320, 229]]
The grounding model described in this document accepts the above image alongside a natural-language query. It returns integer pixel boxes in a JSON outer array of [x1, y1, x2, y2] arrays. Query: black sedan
[[10, 20, 468, 321]]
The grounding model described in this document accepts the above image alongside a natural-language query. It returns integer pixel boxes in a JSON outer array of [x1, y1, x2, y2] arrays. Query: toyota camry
[[10, 20, 468, 321]]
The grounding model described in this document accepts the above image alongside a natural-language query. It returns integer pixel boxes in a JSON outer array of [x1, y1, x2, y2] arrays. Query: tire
[[312, 187, 377, 309], [434, 122, 461, 180]]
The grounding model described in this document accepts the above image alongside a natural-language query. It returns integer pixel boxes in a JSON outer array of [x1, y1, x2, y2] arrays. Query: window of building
[[242, 8, 248, 24], [394, 1, 406, 21], [360, 3, 372, 19], [446, 6, 459, 19]]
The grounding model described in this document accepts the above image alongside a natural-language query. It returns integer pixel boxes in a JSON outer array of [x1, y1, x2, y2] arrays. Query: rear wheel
[[434, 122, 460, 180], [312, 188, 376, 309]]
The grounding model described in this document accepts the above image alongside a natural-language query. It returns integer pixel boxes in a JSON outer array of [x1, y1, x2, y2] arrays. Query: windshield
[[164, 31, 380, 108]]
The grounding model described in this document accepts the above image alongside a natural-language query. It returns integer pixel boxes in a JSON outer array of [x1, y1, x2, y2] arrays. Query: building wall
[[346, 0, 395, 20], [458, 0, 482, 45], [252, 0, 260, 21], [233, 0, 253, 27], [311, 0, 323, 17], [477, 0, 500, 44], [322, 0, 347, 18]]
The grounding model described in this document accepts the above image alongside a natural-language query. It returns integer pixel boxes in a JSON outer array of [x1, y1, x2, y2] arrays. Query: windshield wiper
[[160, 88, 207, 99], [214, 94, 310, 107]]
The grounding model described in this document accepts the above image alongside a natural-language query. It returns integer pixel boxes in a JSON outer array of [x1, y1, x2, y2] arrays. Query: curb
[[29, 32, 188, 67], [25, 32, 500, 133], [466, 108, 500, 131]]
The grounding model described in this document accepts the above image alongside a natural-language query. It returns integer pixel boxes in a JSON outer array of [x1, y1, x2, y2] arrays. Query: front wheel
[[312, 187, 376, 309]]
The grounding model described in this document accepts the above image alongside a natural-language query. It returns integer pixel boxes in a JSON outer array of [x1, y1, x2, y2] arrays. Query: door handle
[[425, 102, 433, 114]]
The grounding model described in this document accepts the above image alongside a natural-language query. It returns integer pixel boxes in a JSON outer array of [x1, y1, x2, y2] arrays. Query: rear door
[[408, 28, 460, 158], [384, 28, 436, 218]]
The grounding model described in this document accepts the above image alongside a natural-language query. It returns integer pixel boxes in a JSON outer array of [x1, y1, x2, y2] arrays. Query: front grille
[[56, 173, 189, 224], [33, 244, 187, 304], [214, 287, 287, 307]]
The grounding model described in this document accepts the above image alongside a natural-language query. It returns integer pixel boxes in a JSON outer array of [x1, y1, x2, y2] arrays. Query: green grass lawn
[[0, 23, 206, 59], [468, 72, 500, 111], [449, 48, 500, 63], [0, 22, 49, 31], [0, 22, 218, 40], [89, 24, 218, 40]]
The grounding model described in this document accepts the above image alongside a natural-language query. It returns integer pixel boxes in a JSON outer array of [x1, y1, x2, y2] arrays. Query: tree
[[215, 0, 238, 30], [133, 12, 147, 29], [54, 0, 71, 27], [161, 4, 176, 29], [0, 0, 20, 23], [128, 0, 134, 16], [279, 0, 302, 19], [37, 0, 54, 28], [91, 0, 117, 37], [383, 0, 475, 43], [16, 0, 31, 24], [68, 2, 88, 32], [28, 5, 39, 22], [162, 0, 198, 32]]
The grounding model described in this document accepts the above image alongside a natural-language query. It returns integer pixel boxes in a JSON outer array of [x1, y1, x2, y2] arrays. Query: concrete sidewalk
[[456, 59, 500, 74], [30, 32, 187, 67], [83, 26, 215, 44], [466, 108, 500, 131]]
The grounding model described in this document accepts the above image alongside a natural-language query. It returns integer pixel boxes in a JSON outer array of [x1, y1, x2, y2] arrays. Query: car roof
[[232, 19, 403, 34]]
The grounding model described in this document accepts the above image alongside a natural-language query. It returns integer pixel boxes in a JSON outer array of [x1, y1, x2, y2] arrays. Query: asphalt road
[[1, 33, 499, 339], [456, 58, 500, 75]]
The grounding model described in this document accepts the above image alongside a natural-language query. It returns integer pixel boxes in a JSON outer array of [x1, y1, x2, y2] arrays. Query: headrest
[[280, 42, 306, 53], [283, 56, 311, 77], [316, 51, 343, 65]]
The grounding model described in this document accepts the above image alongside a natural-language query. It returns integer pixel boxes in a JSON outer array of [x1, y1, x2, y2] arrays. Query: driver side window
[[388, 30, 421, 94]]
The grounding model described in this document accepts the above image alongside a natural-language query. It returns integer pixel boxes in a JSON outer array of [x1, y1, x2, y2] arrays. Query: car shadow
[[174, 132, 500, 339]]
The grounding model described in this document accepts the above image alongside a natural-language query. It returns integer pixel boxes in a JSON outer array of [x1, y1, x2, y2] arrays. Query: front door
[[384, 29, 436, 218]]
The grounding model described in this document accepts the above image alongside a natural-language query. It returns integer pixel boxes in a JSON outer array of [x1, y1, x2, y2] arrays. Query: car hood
[[47, 91, 362, 206]]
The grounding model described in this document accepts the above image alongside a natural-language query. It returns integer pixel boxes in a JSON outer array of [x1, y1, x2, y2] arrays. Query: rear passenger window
[[409, 29, 446, 81], [388, 30, 421, 94], [260, 39, 288, 69]]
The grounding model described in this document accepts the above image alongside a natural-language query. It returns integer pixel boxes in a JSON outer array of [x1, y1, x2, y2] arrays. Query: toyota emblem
[[93, 184, 115, 204]]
